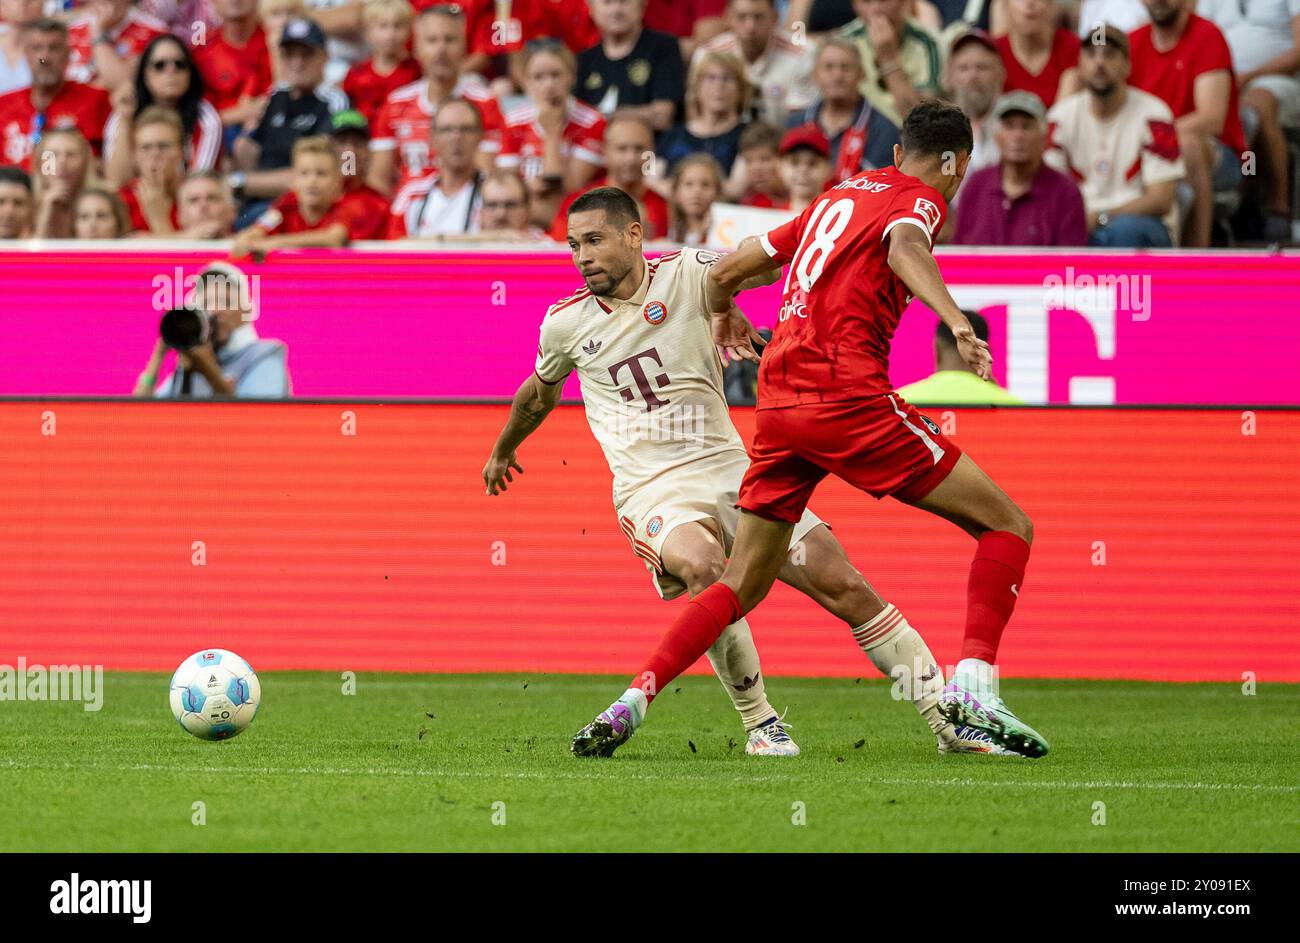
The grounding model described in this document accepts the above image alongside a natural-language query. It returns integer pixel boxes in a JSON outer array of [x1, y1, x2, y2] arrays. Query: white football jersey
[[535, 248, 748, 508]]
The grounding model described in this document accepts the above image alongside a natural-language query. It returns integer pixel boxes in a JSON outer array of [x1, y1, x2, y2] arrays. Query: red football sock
[[962, 531, 1031, 663], [632, 583, 741, 704]]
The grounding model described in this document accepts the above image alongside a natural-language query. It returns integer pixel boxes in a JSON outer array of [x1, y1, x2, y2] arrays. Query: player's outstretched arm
[[483, 373, 565, 496], [706, 237, 779, 363], [886, 225, 993, 380]]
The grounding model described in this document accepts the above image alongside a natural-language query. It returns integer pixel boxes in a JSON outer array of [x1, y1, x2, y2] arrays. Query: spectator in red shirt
[[328, 108, 390, 239], [734, 120, 786, 206], [176, 168, 237, 237], [667, 151, 724, 243], [194, 0, 274, 130], [994, 0, 1079, 108], [549, 113, 668, 239], [31, 126, 94, 238], [368, 4, 503, 196], [1128, 0, 1247, 247], [777, 123, 832, 212], [343, 0, 421, 126], [73, 185, 131, 237], [498, 40, 605, 228], [118, 106, 184, 233], [0, 19, 112, 169], [543, 0, 601, 53], [66, 0, 167, 88], [0, 163, 34, 237], [232, 134, 363, 254], [644, 0, 728, 57], [104, 35, 222, 187]]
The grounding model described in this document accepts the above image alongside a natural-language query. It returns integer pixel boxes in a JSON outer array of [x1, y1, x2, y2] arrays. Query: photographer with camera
[[132, 262, 291, 398]]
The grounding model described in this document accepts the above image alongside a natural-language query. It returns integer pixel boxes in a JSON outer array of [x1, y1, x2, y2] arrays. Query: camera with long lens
[[159, 306, 215, 352]]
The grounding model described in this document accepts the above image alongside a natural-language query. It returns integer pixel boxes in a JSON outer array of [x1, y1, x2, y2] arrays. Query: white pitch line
[[0, 759, 1296, 794]]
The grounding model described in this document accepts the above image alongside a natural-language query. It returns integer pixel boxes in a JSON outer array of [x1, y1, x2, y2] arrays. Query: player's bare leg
[[661, 521, 798, 756], [777, 525, 1019, 755], [572, 511, 792, 757], [901, 452, 1048, 757]]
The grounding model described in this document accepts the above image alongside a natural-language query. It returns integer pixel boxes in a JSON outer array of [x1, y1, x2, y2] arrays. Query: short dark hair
[[739, 121, 782, 154], [0, 165, 32, 193], [937, 310, 989, 348], [900, 99, 973, 160], [20, 17, 67, 37], [567, 186, 641, 228]]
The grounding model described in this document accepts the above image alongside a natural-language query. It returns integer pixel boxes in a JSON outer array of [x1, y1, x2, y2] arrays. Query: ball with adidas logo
[[169, 649, 261, 740]]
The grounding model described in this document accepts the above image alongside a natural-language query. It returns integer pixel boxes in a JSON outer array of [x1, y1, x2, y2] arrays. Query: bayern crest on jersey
[[643, 301, 668, 325], [646, 515, 664, 537]]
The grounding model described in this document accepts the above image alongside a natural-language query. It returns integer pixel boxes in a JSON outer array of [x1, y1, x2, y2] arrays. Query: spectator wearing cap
[[548, 114, 670, 240], [1199, 0, 1299, 241], [995, 0, 1080, 108], [657, 51, 751, 178], [954, 90, 1088, 245], [693, 0, 818, 127], [136, 262, 291, 399], [778, 124, 833, 212], [1046, 25, 1184, 247], [342, 0, 420, 127], [330, 108, 389, 239], [576, 0, 686, 132], [65, 0, 167, 89], [838, 0, 945, 128], [788, 37, 901, 184], [175, 169, 237, 238], [368, 5, 504, 198], [1128, 0, 1246, 248], [387, 97, 486, 239], [945, 29, 1005, 177], [497, 41, 605, 229], [0, 19, 112, 169], [194, 0, 274, 133], [896, 311, 1022, 405], [231, 17, 349, 212], [733, 120, 787, 206], [0, 163, 33, 237]]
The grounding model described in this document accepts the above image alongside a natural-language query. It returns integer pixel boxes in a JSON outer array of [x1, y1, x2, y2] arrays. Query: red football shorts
[[738, 393, 963, 523]]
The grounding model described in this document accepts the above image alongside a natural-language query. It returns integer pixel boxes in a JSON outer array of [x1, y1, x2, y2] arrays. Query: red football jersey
[[254, 190, 368, 241], [0, 81, 112, 168], [995, 29, 1079, 109], [756, 165, 948, 408], [194, 24, 274, 114], [66, 8, 167, 85], [343, 57, 422, 127], [1128, 15, 1245, 154], [339, 182, 392, 239], [497, 97, 605, 181], [371, 76, 504, 191]]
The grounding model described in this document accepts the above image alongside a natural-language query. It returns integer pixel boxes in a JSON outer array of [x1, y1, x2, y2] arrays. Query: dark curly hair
[[899, 100, 974, 160]]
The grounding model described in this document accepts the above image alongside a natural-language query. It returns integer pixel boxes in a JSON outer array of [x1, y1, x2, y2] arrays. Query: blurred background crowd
[[0, 0, 1295, 251]]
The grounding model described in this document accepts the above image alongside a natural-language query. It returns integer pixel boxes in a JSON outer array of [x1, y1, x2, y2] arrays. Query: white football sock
[[706, 617, 777, 730], [851, 604, 949, 739], [616, 687, 648, 726], [953, 657, 997, 696]]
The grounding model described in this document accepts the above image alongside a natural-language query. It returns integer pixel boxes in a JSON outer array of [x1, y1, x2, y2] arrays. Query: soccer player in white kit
[[483, 187, 1012, 758]]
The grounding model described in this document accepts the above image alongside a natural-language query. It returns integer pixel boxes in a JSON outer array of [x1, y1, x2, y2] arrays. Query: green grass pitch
[[2, 673, 1296, 852]]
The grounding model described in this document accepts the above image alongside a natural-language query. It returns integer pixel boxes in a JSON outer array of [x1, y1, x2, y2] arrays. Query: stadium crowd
[[0, 0, 1295, 250]]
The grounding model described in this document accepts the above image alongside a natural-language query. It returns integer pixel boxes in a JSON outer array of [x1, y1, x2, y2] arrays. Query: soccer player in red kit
[[573, 100, 1050, 759]]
